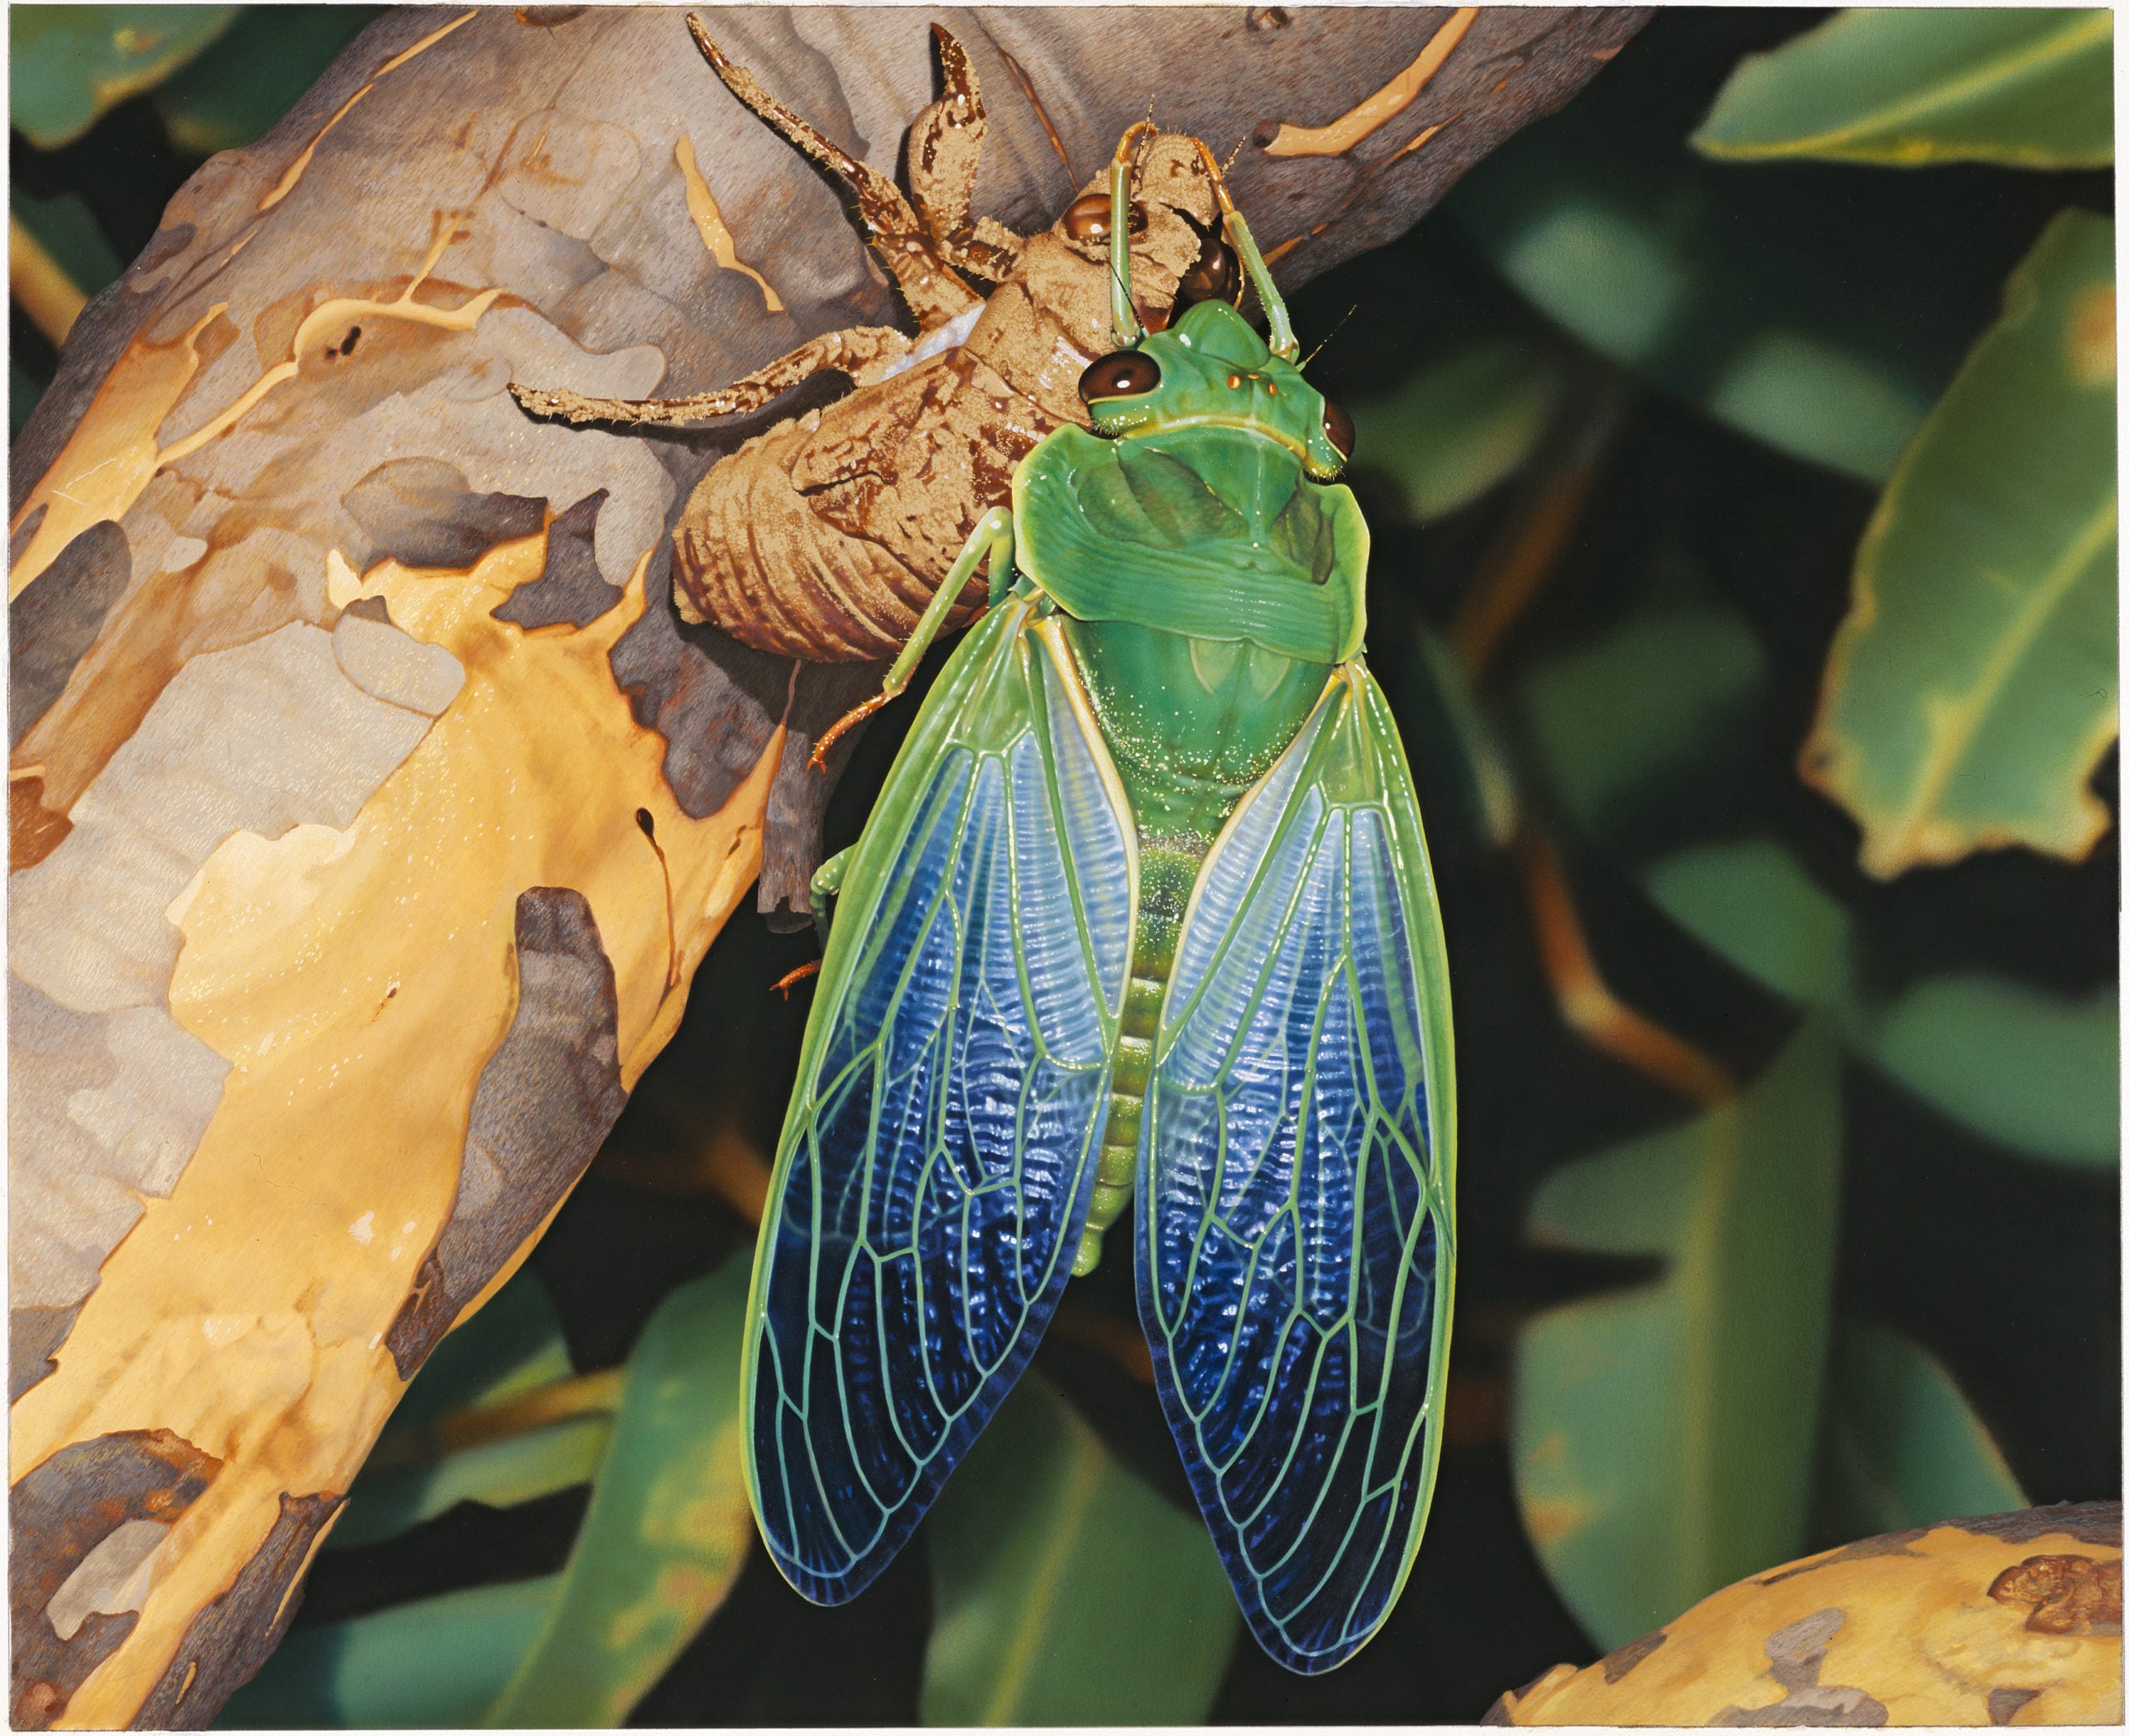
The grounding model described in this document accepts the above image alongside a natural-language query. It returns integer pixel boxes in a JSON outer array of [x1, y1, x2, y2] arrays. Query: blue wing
[[1139, 666, 1456, 1674], [746, 598, 1137, 1602]]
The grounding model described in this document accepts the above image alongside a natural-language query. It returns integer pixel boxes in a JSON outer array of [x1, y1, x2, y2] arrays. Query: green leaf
[[329, 1418, 614, 1549], [330, 1266, 580, 1548], [1803, 212, 2117, 877], [11, 192, 122, 302], [1489, 202, 1692, 371], [1645, 838, 2117, 1168], [1350, 343, 1563, 522], [215, 1576, 561, 1729], [1702, 329, 1939, 485], [1865, 974, 2117, 1169], [484, 1254, 758, 1727], [1446, 22, 2029, 481], [1518, 606, 1766, 836], [154, 6, 384, 154], [922, 1373, 1239, 1725], [1513, 1023, 1842, 1650], [1644, 838, 1857, 1008], [1815, 1319, 2027, 1546], [10, 5, 235, 148], [1693, 9, 2112, 170]]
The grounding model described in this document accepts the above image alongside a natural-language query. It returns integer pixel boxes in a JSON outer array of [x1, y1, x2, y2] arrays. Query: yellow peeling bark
[[27, 534, 779, 1729]]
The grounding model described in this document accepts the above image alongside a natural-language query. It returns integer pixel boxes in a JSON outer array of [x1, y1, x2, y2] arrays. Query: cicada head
[[1083, 132, 1353, 481], [1079, 298, 1354, 481]]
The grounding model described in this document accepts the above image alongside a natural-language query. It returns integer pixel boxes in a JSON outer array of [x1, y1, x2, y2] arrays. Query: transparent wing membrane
[[748, 604, 1137, 1600], [1140, 671, 1455, 1673]]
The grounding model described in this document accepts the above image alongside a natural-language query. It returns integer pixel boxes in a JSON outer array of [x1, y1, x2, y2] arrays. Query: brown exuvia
[[511, 13, 1237, 662]]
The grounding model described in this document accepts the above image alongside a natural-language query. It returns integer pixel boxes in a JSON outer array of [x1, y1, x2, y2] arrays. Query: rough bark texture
[[7, 6, 1646, 1725]]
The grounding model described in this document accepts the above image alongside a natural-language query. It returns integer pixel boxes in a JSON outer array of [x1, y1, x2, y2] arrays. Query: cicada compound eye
[[1079, 350, 1162, 406], [1321, 398, 1356, 463]]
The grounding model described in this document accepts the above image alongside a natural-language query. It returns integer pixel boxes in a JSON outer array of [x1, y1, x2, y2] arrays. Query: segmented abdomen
[[1074, 830, 1208, 1273], [672, 346, 1055, 660]]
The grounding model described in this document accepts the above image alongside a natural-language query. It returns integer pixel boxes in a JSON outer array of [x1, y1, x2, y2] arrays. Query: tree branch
[[6, 7, 1646, 1726]]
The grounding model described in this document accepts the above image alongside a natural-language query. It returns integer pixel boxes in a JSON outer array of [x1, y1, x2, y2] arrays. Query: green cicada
[[744, 126, 1455, 1675]]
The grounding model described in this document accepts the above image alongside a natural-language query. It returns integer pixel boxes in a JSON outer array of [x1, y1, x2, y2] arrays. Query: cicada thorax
[[670, 136, 1222, 662]]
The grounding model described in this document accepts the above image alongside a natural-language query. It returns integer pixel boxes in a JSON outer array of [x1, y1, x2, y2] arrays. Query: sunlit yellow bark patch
[[7, 305, 221, 599], [1261, 8, 1477, 157], [1497, 1515, 2123, 1725]]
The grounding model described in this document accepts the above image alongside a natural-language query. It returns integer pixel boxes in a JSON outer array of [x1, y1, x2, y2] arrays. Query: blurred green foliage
[[1514, 1025, 1844, 1650], [12, 5, 2115, 1726], [1441, 9, 2112, 481], [324, 1269, 598, 1548], [1453, 118, 1942, 481], [1693, 9, 2113, 169], [1459, 2, 2115, 1667], [10, 5, 235, 147], [924, 1374, 1239, 1723], [1349, 343, 1566, 521], [227, 1262, 759, 1728], [1816, 1321, 2028, 1542], [1518, 606, 1768, 836], [12, 189, 121, 301], [154, 6, 382, 154], [1648, 839, 2118, 1166], [220, 1577, 562, 1729], [487, 1256, 756, 1725], [9, 2, 378, 435]]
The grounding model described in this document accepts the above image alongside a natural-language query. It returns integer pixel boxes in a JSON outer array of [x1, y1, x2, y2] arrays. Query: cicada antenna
[[1190, 138, 1297, 361], [1301, 303, 1360, 372]]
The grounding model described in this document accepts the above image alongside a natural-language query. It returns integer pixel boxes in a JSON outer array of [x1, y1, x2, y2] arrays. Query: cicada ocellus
[[746, 126, 1455, 1675]]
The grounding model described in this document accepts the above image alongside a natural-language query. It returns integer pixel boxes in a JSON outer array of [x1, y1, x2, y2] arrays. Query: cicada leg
[[808, 845, 853, 949], [808, 506, 1015, 770], [509, 325, 916, 429], [907, 25, 1022, 284], [686, 14, 983, 331]]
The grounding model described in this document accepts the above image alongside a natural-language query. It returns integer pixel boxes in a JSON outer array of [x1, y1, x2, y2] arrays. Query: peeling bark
[[6, 6, 1646, 1724]]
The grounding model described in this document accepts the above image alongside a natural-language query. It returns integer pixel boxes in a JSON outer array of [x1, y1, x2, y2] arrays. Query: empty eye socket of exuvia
[[1175, 235, 1240, 310], [1062, 190, 1148, 245], [1079, 350, 1162, 405], [1321, 398, 1355, 461]]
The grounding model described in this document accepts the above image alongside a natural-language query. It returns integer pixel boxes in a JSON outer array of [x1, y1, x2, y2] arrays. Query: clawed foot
[[808, 691, 897, 771]]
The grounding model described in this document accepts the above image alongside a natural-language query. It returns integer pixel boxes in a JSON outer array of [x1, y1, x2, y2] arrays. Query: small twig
[[1448, 382, 1628, 678], [1514, 823, 1735, 1107], [366, 1368, 626, 1471]]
